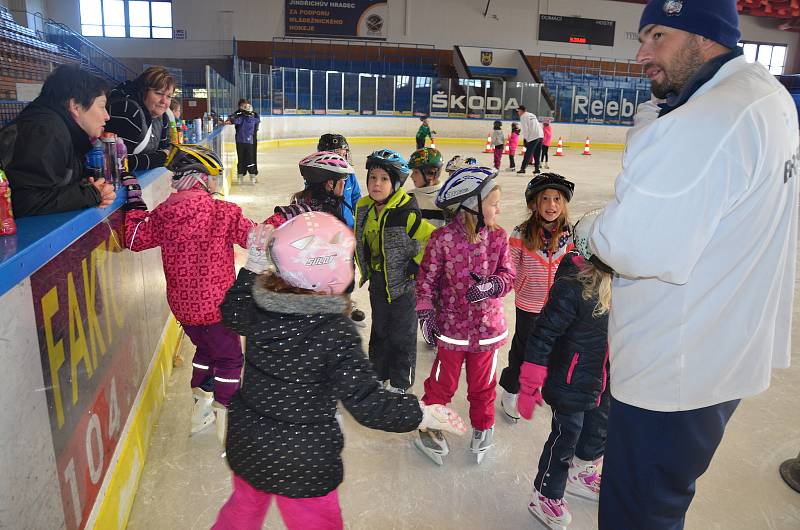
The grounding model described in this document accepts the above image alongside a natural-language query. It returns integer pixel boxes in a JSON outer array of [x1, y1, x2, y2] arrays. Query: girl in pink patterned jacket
[[122, 144, 256, 442], [414, 166, 515, 465]]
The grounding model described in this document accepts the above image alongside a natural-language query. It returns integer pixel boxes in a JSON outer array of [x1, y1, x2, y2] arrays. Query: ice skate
[[469, 426, 494, 464], [528, 488, 571, 530], [190, 387, 215, 435], [565, 457, 602, 501], [385, 383, 406, 394], [250, 174, 258, 184], [213, 401, 227, 446], [501, 389, 520, 424], [236, 173, 244, 185], [414, 429, 449, 466], [544, 162, 550, 169]]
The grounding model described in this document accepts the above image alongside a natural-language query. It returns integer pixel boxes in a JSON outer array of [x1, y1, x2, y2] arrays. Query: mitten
[[517, 362, 548, 420], [417, 309, 439, 346], [465, 272, 504, 303], [245, 223, 275, 273], [418, 402, 467, 435], [121, 173, 147, 211]]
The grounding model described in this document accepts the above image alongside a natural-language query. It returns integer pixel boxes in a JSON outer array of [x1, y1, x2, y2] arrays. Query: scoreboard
[[538, 15, 616, 46]]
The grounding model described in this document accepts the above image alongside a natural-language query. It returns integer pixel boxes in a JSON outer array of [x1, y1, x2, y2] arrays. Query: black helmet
[[317, 133, 349, 152], [493, 120, 502, 129], [525, 173, 575, 203]]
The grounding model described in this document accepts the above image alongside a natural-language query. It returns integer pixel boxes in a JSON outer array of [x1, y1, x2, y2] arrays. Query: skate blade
[[414, 438, 445, 466], [565, 482, 599, 502], [189, 416, 215, 435], [528, 505, 567, 530], [501, 406, 519, 424]]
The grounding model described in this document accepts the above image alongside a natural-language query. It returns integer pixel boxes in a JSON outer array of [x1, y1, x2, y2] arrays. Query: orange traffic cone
[[582, 137, 591, 156], [503, 137, 510, 155], [431, 141, 436, 149], [555, 137, 564, 156], [484, 135, 493, 153]]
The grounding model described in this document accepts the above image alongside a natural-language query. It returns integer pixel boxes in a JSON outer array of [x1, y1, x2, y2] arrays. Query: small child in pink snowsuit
[[508, 122, 521, 171], [541, 121, 553, 169], [123, 144, 256, 442], [414, 166, 515, 465]]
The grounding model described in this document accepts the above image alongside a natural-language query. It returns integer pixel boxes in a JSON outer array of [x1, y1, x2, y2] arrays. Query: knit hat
[[639, 0, 740, 50]]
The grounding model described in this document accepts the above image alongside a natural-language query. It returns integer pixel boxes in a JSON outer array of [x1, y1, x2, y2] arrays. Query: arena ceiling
[[611, 0, 800, 30]]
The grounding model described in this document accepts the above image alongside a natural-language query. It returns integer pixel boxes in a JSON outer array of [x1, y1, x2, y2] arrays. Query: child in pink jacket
[[541, 121, 553, 169], [414, 166, 515, 465], [507, 123, 520, 171], [122, 144, 256, 442]]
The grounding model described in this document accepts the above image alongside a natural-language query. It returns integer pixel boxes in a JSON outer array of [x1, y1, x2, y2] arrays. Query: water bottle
[[86, 139, 104, 173], [100, 132, 120, 189], [193, 118, 203, 141], [0, 168, 17, 236], [115, 137, 128, 173]]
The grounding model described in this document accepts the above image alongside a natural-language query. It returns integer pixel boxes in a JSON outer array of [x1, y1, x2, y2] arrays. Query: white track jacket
[[590, 56, 799, 411]]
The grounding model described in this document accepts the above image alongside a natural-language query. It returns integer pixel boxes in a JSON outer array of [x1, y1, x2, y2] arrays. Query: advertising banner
[[285, 0, 388, 40], [29, 214, 166, 530]]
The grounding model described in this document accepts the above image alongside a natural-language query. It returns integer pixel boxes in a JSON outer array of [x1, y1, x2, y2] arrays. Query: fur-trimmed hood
[[252, 280, 349, 315]]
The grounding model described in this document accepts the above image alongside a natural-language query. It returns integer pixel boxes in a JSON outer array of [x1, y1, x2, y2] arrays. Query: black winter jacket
[[104, 80, 169, 171], [220, 269, 423, 498], [523, 252, 610, 413], [5, 98, 101, 217]]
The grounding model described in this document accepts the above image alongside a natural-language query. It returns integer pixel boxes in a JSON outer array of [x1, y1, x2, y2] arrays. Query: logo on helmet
[[305, 255, 335, 266], [662, 0, 683, 16]]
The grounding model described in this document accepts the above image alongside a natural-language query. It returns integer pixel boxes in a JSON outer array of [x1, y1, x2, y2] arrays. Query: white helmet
[[445, 155, 462, 173], [436, 166, 498, 228], [298, 151, 353, 184], [573, 209, 613, 273]]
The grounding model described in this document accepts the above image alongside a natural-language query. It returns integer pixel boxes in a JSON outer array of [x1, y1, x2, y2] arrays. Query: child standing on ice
[[212, 212, 466, 529], [518, 209, 611, 529], [123, 144, 255, 443], [497, 173, 575, 423], [414, 166, 515, 465]]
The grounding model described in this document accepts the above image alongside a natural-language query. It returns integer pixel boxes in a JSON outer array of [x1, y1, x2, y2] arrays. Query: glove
[[465, 272, 504, 303], [121, 173, 147, 211], [518, 362, 547, 420], [417, 309, 439, 346], [245, 223, 275, 273], [418, 402, 467, 435]]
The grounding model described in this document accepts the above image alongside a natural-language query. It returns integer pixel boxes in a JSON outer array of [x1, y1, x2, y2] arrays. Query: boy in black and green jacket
[[415, 116, 435, 149], [355, 149, 436, 393]]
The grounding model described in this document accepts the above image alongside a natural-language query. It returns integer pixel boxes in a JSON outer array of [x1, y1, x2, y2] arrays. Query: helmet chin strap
[[460, 193, 486, 231]]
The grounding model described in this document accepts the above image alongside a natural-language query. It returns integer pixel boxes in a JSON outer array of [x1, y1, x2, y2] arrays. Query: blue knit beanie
[[639, 0, 741, 49]]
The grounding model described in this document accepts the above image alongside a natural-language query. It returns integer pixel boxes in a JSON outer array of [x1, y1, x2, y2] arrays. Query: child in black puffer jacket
[[213, 212, 466, 530], [516, 209, 612, 530]]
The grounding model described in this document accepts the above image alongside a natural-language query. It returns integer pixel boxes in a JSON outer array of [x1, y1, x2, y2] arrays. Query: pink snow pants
[[422, 346, 498, 430], [212, 475, 343, 530]]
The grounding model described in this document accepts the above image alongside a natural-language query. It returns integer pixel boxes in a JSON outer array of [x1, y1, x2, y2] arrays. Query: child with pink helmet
[[212, 212, 467, 530]]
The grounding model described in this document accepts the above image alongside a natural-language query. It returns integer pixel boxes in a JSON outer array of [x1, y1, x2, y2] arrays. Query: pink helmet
[[269, 211, 355, 294]]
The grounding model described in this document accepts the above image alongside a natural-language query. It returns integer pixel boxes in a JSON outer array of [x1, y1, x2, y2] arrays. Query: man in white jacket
[[516, 105, 543, 174], [588, 1, 799, 528]]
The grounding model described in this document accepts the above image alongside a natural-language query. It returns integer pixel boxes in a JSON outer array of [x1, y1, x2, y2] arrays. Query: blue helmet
[[366, 149, 411, 191]]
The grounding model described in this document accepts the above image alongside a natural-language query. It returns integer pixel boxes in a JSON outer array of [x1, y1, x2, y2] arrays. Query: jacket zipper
[[566, 352, 579, 384], [597, 345, 609, 406]]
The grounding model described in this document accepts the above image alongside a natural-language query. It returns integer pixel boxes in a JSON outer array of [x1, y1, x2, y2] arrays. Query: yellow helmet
[[165, 143, 223, 176]]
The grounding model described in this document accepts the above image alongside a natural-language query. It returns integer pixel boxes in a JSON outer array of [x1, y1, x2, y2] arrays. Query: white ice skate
[[528, 488, 571, 530], [190, 387, 215, 435], [414, 429, 449, 466], [236, 174, 244, 185], [565, 457, 602, 501], [501, 390, 520, 424], [213, 401, 227, 446], [469, 426, 494, 464], [385, 384, 406, 394], [250, 174, 258, 184]]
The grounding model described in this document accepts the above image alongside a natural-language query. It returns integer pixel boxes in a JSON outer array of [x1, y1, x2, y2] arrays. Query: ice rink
[[126, 140, 800, 530]]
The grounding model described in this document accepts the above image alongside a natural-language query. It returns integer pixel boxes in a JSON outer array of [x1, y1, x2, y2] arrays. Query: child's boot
[[414, 429, 449, 466], [566, 456, 602, 501], [213, 401, 227, 446], [528, 488, 572, 530], [500, 389, 520, 424], [469, 426, 494, 464], [190, 387, 215, 435]]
